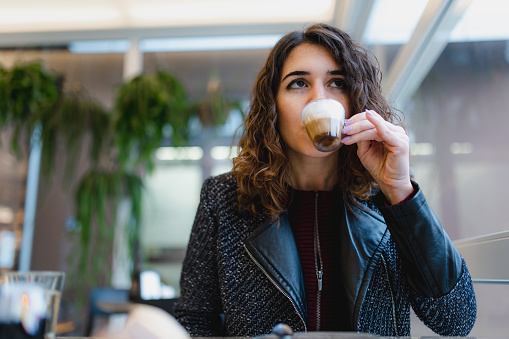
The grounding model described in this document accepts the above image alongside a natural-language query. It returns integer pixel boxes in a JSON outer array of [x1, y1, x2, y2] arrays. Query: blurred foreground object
[[106, 304, 189, 339], [255, 323, 377, 338], [1, 271, 65, 339], [0, 282, 46, 339]]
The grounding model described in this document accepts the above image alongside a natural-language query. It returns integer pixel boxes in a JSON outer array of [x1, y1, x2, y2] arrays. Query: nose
[[308, 83, 328, 102]]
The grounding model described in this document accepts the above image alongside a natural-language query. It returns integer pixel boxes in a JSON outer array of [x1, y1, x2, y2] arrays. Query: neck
[[286, 150, 339, 191]]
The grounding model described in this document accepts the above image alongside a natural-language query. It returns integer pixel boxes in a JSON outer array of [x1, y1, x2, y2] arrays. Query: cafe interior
[[1, 0, 509, 337]]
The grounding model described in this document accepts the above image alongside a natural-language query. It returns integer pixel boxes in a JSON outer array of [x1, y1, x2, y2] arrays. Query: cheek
[[278, 111, 294, 136], [277, 98, 301, 127], [281, 108, 304, 134], [277, 110, 307, 149], [341, 100, 351, 119]]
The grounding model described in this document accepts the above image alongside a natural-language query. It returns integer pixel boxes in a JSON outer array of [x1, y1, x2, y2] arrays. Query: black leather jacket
[[175, 173, 476, 337]]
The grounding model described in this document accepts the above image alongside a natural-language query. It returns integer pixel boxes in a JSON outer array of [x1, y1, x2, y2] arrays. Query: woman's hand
[[341, 110, 413, 204]]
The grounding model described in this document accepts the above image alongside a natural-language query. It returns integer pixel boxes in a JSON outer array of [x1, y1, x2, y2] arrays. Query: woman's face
[[276, 43, 351, 158]]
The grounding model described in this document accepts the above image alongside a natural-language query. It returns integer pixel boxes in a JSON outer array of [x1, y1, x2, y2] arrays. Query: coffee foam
[[301, 98, 345, 123]]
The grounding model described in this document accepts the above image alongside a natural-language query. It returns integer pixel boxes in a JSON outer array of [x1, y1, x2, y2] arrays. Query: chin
[[307, 144, 342, 158]]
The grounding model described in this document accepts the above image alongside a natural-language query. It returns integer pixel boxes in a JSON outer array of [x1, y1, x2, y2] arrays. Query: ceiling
[[0, 0, 367, 45]]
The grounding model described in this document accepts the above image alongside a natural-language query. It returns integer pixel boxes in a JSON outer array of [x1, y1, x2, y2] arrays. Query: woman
[[174, 23, 476, 337]]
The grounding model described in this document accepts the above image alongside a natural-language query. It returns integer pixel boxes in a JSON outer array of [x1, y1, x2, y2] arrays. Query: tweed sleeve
[[409, 259, 477, 336], [174, 177, 224, 336]]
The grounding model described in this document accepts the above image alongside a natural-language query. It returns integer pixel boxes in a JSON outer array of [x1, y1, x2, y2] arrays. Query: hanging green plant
[[38, 89, 112, 179], [192, 75, 243, 127], [113, 70, 191, 171], [0, 65, 8, 120], [69, 169, 143, 309], [74, 169, 143, 274], [0, 61, 61, 154]]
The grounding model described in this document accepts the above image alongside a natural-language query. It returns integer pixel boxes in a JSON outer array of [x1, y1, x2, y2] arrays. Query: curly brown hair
[[232, 23, 402, 219]]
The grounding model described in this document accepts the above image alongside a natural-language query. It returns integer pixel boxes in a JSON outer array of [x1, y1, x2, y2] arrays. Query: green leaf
[[113, 70, 191, 170]]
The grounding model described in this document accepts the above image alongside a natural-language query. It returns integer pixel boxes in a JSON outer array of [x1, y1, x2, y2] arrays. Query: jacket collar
[[244, 200, 389, 329], [244, 213, 307, 326], [341, 202, 390, 327]]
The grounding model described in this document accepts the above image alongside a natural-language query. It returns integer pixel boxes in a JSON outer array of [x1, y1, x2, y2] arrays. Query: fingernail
[[367, 110, 374, 117], [341, 136, 351, 143], [344, 119, 354, 127], [342, 125, 352, 134]]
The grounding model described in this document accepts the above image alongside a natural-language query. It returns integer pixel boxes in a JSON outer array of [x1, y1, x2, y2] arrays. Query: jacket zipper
[[381, 255, 399, 337], [314, 192, 323, 331], [243, 243, 308, 332]]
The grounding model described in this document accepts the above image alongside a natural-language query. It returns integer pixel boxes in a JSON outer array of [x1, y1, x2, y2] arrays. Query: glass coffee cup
[[301, 98, 346, 152]]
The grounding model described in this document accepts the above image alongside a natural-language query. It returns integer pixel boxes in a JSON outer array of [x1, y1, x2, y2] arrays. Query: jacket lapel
[[244, 214, 307, 322], [340, 202, 390, 328]]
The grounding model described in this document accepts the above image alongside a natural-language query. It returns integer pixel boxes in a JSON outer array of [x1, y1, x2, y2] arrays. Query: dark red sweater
[[287, 188, 350, 332]]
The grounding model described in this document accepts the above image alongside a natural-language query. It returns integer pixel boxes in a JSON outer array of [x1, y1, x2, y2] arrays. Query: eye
[[287, 79, 307, 89], [330, 78, 347, 89]]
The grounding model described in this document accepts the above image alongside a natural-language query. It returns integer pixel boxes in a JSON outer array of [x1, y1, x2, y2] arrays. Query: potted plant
[[113, 70, 191, 171], [38, 89, 112, 179], [0, 61, 61, 154], [192, 75, 243, 127]]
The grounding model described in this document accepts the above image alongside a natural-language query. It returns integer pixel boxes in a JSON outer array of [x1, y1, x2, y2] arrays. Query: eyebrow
[[281, 69, 346, 82], [281, 71, 308, 82]]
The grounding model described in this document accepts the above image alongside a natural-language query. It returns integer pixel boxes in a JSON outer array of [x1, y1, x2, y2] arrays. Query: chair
[[84, 287, 130, 336]]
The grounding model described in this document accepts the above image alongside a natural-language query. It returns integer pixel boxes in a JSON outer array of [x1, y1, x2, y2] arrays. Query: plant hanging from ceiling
[[113, 70, 191, 171], [193, 74, 243, 127], [72, 169, 143, 289], [38, 89, 112, 179], [0, 61, 61, 154]]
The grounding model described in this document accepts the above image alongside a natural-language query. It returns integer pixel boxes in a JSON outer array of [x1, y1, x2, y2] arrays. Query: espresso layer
[[304, 117, 342, 152]]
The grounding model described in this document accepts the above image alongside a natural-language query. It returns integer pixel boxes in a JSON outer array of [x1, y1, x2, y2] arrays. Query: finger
[[356, 139, 373, 158], [347, 110, 399, 131], [344, 110, 369, 124], [365, 110, 406, 146], [342, 119, 375, 135], [342, 126, 409, 147], [341, 127, 382, 144]]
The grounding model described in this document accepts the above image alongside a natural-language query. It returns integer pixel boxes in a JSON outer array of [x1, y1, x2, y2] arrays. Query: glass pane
[[141, 163, 204, 294], [451, 0, 509, 42], [364, 0, 429, 72], [407, 2, 509, 240], [141, 164, 202, 250], [364, 0, 428, 45]]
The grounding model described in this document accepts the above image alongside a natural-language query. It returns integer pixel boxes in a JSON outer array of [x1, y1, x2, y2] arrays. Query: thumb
[[356, 140, 372, 159]]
